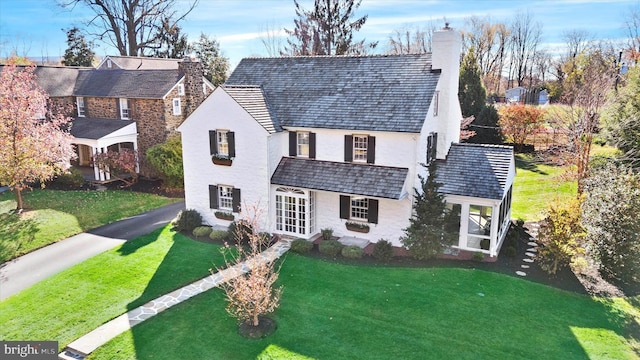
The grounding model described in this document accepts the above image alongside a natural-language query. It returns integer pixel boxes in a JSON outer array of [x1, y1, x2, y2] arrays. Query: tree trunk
[[253, 313, 259, 327], [15, 187, 23, 211]]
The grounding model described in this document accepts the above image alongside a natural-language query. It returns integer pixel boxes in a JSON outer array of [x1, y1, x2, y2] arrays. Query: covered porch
[[70, 118, 138, 182]]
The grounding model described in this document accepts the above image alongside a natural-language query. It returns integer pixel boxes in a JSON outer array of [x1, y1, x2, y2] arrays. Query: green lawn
[[89, 253, 638, 360], [0, 227, 225, 349], [0, 189, 180, 262], [512, 154, 577, 222]]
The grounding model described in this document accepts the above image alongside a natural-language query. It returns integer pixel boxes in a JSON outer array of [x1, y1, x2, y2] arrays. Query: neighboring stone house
[[178, 28, 516, 259], [31, 58, 214, 180]]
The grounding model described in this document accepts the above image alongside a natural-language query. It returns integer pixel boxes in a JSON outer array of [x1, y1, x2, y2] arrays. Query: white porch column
[[489, 204, 500, 257], [92, 147, 101, 181], [133, 141, 140, 173]]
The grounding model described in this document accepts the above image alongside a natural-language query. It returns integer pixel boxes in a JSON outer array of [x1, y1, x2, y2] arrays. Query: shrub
[[536, 199, 585, 275], [372, 239, 394, 262], [173, 209, 202, 232], [50, 168, 85, 189], [192, 226, 213, 238], [516, 218, 525, 227], [259, 232, 274, 246], [146, 136, 184, 188], [228, 220, 253, 245], [472, 252, 484, 262], [505, 246, 517, 258], [341, 245, 363, 259], [319, 240, 343, 256], [290, 239, 313, 253], [321, 228, 333, 241], [209, 230, 228, 242]]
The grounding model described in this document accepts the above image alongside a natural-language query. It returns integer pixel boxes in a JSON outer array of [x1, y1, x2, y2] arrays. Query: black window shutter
[[209, 130, 218, 156], [368, 199, 379, 224], [209, 185, 219, 209], [426, 134, 433, 164], [309, 132, 316, 159], [232, 188, 241, 213], [339, 195, 350, 219], [367, 136, 376, 164], [344, 135, 353, 162], [289, 131, 297, 156], [431, 132, 438, 161], [228, 132, 236, 158]]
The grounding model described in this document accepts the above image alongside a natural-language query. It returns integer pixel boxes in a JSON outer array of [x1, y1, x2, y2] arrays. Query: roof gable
[[436, 144, 514, 200], [225, 54, 439, 133], [98, 55, 181, 70], [221, 85, 281, 133]]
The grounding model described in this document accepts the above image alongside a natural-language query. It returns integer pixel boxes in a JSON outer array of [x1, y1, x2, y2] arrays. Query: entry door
[[79, 145, 92, 166], [278, 195, 306, 235]]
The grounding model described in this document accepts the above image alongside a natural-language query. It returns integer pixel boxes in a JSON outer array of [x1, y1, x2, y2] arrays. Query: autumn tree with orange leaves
[[0, 60, 75, 211], [498, 104, 545, 152]]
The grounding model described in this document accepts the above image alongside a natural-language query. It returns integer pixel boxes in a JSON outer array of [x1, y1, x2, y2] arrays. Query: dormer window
[[107, 58, 112, 68], [177, 84, 185, 96], [119, 98, 130, 119], [77, 97, 85, 117]]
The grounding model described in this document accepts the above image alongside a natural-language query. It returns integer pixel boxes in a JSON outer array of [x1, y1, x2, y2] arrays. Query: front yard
[[0, 188, 180, 262], [1, 226, 637, 359]]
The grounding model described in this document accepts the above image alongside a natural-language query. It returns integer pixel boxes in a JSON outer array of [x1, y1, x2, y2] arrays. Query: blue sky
[[0, 0, 636, 68]]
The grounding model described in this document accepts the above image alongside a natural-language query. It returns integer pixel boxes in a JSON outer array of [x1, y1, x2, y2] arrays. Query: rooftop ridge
[[241, 53, 432, 60]]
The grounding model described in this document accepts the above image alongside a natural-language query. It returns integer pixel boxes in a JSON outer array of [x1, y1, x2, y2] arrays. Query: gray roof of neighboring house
[[271, 157, 408, 199], [70, 118, 135, 139], [436, 144, 514, 200], [33, 66, 91, 97], [222, 85, 281, 134], [74, 69, 181, 99], [225, 54, 439, 133], [102, 56, 181, 70]]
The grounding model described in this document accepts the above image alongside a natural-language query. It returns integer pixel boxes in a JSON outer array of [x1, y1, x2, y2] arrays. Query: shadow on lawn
[[0, 213, 39, 264], [515, 154, 549, 175]]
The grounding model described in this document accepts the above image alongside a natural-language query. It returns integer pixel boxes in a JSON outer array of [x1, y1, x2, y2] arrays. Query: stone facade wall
[[134, 98, 168, 177], [85, 97, 118, 119], [48, 96, 76, 118], [178, 59, 204, 118], [164, 86, 185, 133]]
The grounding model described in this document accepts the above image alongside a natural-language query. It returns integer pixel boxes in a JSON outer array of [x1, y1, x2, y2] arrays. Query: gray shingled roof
[[436, 144, 514, 200], [70, 118, 135, 139], [226, 54, 439, 133], [33, 66, 91, 97], [271, 157, 408, 199], [105, 56, 180, 70], [74, 69, 181, 98], [222, 85, 281, 133]]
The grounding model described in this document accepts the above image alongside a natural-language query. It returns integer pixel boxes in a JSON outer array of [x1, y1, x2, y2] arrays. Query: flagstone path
[[516, 222, 540, 277], [58, 240, 291, 360]]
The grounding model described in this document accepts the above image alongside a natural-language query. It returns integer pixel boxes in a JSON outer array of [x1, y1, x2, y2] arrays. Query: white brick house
[[178, 27, 515, 258]]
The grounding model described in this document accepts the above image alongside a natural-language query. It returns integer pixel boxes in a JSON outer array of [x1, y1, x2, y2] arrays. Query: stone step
[[59, 348, 86, 360], [516, 271, 527, 276]]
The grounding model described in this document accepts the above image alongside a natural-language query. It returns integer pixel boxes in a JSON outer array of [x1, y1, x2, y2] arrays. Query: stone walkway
[[516, 222, 540, 277], [59, 240, 291, 360]]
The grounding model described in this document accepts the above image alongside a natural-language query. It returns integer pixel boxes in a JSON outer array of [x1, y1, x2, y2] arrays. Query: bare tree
[[507, 11, 541, 88], [283, 0, 377, 56], [58, 0, 198, 56], [259, 22, 285, 57], [385, 24, 435, 54], [624, 4, 640, 64]]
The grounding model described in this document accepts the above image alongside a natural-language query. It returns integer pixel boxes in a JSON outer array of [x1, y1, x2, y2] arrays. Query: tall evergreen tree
[[283, 0, 377, 56], [152, 18, 189, 58], [191, 33, 229, 87], [401, 162, 457, 260], [458, 47, 503, 144], [61, 27, 95, 67]]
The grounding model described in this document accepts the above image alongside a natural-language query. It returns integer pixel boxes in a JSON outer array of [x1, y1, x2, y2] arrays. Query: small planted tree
[[93, 149, 138, 186], [498, 104, 545, 152], [146, 136, 183, 188], [218, 205, 282, 338], [536, 199, 585, 275], [401, 162, 456, 260]]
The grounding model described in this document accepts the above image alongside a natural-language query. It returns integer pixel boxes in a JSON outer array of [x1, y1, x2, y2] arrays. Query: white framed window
[[350, 197, 369, 220], [433, 91, 439, 116], [353, 135, 368, 162], [217, 130, 229, 156], [106, 58, 112, 68], [297, 132, 309, 157], [172, 98, 181, 115], [203, 83, 207, 95], [119, 98, 130, 119], [77, 97, 86, 117], [218, 186, 234, 211], [177, 84, 185, 96]]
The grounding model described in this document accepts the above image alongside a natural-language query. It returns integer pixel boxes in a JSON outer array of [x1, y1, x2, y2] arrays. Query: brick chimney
[[432, 24, 463, 156], [178, 57, 204, 117]]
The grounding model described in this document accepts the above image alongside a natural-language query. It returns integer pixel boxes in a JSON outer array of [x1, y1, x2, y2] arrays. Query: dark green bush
[[173, 209, 202, 232], [341, 245, 363, 259], [227, 220, 253, 245], [209, 230, 228, 242], [51, 168, 85, 189], [192, 226, 213, 238], [505, 246, 517, 258], [516, 218, 525, 227], [472, 252, 485, 262], [372, 239, 394, 262], [321, 228, 333, 241], [290, 239, 313, 253], [319, 240, 343, 256], [146, 136, 184, 188]]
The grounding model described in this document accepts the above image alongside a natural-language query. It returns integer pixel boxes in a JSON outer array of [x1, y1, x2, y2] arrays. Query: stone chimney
[[431, 24, 463, 156], [178, 57, 204, 117]]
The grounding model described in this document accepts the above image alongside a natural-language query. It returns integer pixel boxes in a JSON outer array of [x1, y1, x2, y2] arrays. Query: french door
[[275, 188, 315, 237]]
